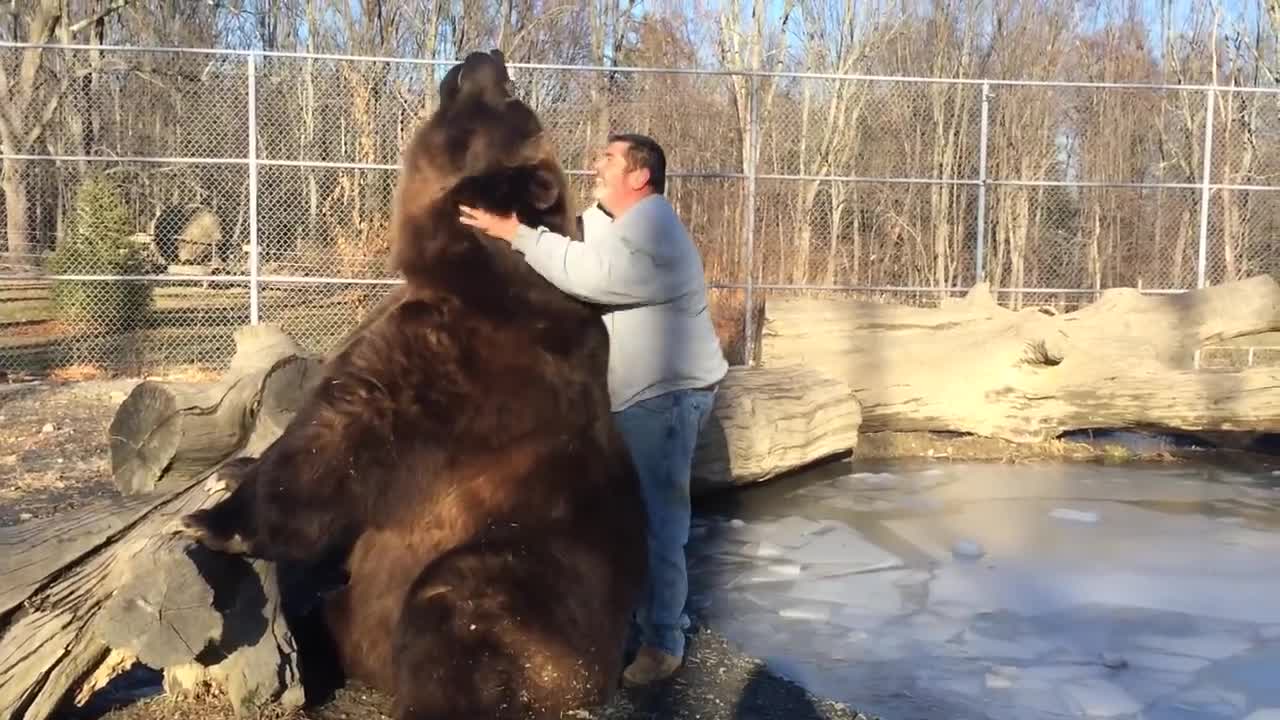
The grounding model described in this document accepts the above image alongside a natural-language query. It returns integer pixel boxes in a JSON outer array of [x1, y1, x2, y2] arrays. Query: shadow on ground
[[72, 620, 868, 720]]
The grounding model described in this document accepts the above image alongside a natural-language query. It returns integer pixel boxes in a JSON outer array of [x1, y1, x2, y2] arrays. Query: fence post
[[247, 52, 261, 324], [1195, 87, 1215, 289], [975, 81, 991, 284], [742, 73, 759, 367]]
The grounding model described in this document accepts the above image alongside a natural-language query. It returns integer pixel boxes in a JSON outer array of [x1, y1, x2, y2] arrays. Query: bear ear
[[438, 63, 461, 105], [489, 49, 515, 93]]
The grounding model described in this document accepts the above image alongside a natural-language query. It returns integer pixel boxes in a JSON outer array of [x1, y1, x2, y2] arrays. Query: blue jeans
[[613, 386, 717, 660]]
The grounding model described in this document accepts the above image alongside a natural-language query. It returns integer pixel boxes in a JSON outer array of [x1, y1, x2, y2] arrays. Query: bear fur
[[179, 49, 648, 720]]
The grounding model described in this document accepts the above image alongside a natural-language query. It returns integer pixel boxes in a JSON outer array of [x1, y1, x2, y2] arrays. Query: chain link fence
[[3, 43, 1279, 376]]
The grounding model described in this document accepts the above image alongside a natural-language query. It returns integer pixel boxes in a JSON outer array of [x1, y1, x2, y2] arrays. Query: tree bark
[[691, 365, 862, 495], [109, 324, 326, 496], [2, 157, 29, 260], [0, 473, 307, 720], [759, 274, 1280, 442]]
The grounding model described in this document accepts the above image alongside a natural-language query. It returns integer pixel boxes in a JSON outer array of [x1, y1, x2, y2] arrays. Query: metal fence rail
[[2, 41, 1279, 375]]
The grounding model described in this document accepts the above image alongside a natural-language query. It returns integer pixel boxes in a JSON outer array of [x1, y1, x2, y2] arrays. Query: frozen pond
[[687, 458, 1280, 720]]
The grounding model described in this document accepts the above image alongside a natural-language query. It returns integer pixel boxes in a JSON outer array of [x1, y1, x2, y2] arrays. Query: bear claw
[[172, 511, 251, 555], [203, 474, 229, 496], [171, 512, 210, 540]]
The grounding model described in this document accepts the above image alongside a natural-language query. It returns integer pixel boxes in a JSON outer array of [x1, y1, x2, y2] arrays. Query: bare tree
[[982, 0, 1072, 307], [780, 0, 901, 286], [0, 0, 132, 262], [1072, 10, 1161, 290]]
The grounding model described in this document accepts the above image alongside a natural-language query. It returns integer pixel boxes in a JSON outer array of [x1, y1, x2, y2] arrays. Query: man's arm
[[458, 201, 697, 306], [510, 221, 694, 306]]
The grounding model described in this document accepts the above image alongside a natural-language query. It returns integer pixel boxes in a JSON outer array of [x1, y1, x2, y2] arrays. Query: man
[[458, 133, 728, 686]]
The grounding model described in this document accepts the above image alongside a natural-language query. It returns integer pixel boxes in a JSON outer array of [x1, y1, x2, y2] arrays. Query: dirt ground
[[2, 376, 872, 720], [73, 629, 869, 720], [0, 374, 140, 527]]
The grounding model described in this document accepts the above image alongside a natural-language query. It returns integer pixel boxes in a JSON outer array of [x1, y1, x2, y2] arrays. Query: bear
[[178, 49, 649, 720]]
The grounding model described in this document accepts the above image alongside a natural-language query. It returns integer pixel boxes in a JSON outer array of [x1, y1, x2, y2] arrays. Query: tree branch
[[23, 67, 97, 148], [66, 0, 131, 36], [3, 0, 132, 153], [0, 62, 17, 150]]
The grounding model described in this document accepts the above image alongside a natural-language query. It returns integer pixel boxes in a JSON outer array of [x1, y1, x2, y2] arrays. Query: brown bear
[[178, 49, 648, 720]]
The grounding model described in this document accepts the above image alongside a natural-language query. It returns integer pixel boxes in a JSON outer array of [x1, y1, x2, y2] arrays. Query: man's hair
[[608, 133, 667, 195]]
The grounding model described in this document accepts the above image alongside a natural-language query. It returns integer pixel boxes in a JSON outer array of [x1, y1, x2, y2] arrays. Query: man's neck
[[602, 190, 654, 219]]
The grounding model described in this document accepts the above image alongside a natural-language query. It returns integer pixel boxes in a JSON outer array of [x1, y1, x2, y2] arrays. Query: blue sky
[[268, 0, 1276, 73], [750, 0, 1268, 47]]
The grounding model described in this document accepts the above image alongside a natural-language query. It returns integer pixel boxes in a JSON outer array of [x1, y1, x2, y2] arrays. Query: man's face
[[591, 140, 647, 211]]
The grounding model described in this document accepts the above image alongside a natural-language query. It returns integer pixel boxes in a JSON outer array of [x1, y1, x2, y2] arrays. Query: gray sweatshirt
[[511, 193, 729, 412]]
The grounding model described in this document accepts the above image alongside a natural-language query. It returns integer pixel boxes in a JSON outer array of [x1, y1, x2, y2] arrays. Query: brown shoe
[[622, 646, 682, 687]]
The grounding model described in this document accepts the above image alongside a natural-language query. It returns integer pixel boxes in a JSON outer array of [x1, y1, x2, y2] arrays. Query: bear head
[[388, 49, 576, 282]]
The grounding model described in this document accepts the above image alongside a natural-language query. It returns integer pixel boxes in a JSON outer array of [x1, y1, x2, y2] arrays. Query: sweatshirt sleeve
[[510, 212, 693, 306]]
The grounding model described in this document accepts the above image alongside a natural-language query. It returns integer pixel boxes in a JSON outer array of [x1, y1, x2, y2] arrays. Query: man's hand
[[458, 205, 520, 243]]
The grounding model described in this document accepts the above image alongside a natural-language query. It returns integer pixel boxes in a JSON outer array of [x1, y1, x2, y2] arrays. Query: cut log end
[[692, 364, 862, 494], [96, 532, 308, 719], [226, 324, 305, 376], [108, 382, 186, 495], [107, 326, 326, 496], [99, 538, 223, 669]]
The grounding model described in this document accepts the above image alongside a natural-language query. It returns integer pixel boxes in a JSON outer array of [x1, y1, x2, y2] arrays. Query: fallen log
[[0, 478, 307, 720], [759, 274, 1280, 443], [690, 365, 862, 494], [109, 323, 325, 495], [0, 325, 324, 720]]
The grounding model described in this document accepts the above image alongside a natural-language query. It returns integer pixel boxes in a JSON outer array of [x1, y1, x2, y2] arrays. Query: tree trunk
[[3, 157, 29, 261], [111, 339, 859, 500], [759, 275, 1280, 442]]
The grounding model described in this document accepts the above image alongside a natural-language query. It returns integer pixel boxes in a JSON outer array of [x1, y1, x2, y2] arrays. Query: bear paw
[[205, 457, 254, 496], [173, 510, 252, 555], [203, 472, 233, 497]]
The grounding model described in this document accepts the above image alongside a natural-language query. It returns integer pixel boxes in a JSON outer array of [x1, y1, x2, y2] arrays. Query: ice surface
[[984, 665, 1017, 689], [772, 600, 838, 622], [1132, 631, 1255, 660], [780, 571, 915, 613], [1049, 507, 1100, 523], [945, 627, 1061, 661], [951, 538, 986, 560], [785, 528, 903, 568], [1120, 650, 1212, 674], [1106, 669, 1193, 707], [687, 461, 1280, 720], [1057, 677, 1144, 716], [1148, 684, 1249, 718]]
